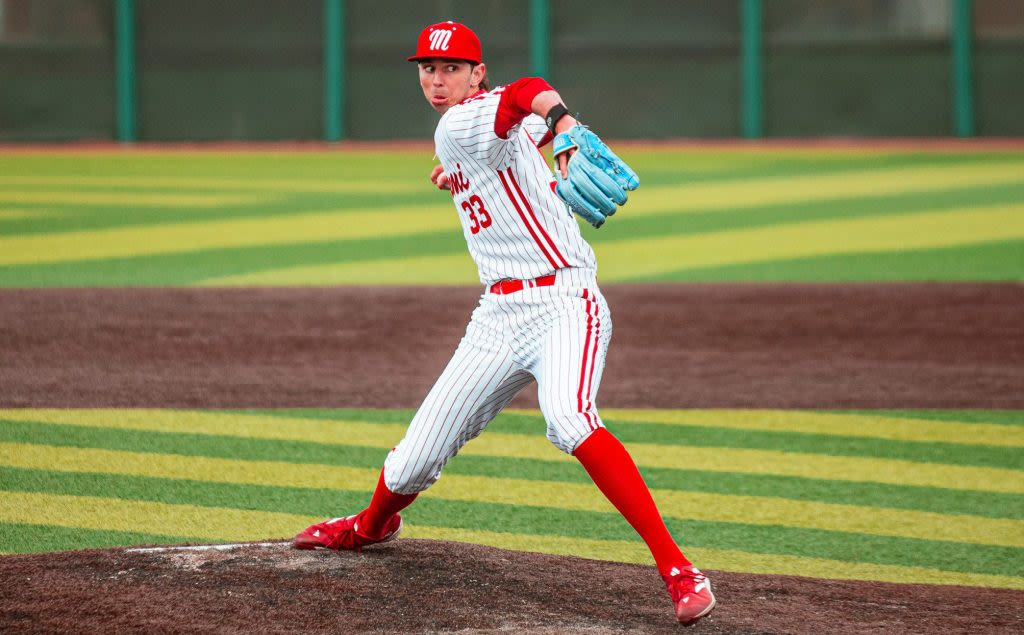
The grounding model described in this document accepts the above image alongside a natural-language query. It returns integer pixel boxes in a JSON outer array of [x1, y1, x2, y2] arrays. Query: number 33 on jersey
[[460, 195, 492, 234], [450, 163, 492, 234]]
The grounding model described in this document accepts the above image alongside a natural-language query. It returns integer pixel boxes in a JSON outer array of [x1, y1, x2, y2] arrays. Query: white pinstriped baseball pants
[[383, 268, 612, 495]]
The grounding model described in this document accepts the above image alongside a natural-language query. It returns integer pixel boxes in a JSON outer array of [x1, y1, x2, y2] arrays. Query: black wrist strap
[[545, 103, 570, 134]]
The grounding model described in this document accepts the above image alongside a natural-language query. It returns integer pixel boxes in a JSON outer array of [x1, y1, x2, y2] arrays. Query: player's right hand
[[430, 164, 450, 190]]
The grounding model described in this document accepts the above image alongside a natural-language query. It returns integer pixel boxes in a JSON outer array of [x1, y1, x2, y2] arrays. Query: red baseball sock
[[359, 469, 418, 538], [574, 428, 691, 574]]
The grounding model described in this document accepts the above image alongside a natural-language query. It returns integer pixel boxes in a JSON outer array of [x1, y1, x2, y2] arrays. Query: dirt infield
[[2, 282, 1023, 633], [1, 541, 1021, 635], [1, 283, 1021, 408]]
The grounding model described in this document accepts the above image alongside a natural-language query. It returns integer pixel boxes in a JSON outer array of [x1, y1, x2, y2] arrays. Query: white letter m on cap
[[429, 29, 453, 51]]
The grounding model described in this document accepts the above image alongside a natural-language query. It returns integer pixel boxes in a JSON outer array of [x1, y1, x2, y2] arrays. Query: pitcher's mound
[[1, 539, 1020, 634]]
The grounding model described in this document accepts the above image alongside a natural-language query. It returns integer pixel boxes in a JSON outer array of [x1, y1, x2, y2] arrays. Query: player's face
[[418, 59, 486, 114]]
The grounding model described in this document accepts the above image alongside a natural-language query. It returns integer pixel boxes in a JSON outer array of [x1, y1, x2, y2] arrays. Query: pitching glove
[[552, 125, 640, 228]]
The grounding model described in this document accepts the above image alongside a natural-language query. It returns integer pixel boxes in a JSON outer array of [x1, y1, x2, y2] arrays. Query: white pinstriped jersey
[[381, 79, 614, 495], [434, 85, 597, 285]]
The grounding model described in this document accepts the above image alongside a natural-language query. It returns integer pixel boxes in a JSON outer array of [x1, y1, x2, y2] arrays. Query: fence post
[[740, 0, 763, 139], [529, 0, 550, 78], [115, 0, 136, 142], [952, 0, 975, 137], [324, 0, 345, 142]]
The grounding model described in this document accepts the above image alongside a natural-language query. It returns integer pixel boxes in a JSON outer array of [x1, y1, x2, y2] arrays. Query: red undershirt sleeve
[[494, 76, 554, 140]]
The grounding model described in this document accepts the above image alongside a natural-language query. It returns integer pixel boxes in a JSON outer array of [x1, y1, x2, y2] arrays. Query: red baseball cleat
[[293, 512, 403, 551], [662, 564, 717, 626]]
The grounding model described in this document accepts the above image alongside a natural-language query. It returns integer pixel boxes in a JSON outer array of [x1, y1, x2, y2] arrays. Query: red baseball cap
[[407, 21, 483, 64]]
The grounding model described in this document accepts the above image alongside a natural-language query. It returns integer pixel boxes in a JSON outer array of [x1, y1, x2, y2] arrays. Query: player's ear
[[471, 62, 487, 88]]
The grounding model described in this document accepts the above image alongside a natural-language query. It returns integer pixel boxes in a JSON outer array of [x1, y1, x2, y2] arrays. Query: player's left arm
[[529, 90, 578, 174], [530, 90, 640, 229]]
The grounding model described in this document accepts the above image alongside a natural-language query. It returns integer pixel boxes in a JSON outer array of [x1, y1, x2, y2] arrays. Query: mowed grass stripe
[[598, 205, 1024, 280], [1, 490, 1020, 589], [4, 419, 1021, 517], [0, 522, 192, 554], [0, 191, 268, 208], [645, 239, 1024, 282], [5, 175, 1020, 266], [593, 180, 1024, 245], [601, 409, 1024, 447], [4, 159, 1019, 218], [5, 411, 1020, 493], [4, 177, 1021, 287], [0, 208, 52, 219], [4, 206, 1019, 288], [2, 159, 1014, 229], [2, 441, 1021, 549], [4, 413, 1020, 519], [26, 406, 1024, 446], [0, 152, 437, 183], [202, 205, 1024, 285], [624, 161, 1024, 219], [0, 148, 909, 179], [836, 410, 1024, 426], [199, 252, 478, 286], [0, 204, 456, 266], [0, 491, 311, 544], [0, 229, 466, 288], [624, 150, 1024, 178], [6, 408, 1019, 469], [0, 190, 434, 237], [4, 465, 1020, 577], [158, 410, 1024, 520], [0, 175, 424, 194], [253, 407, 1024, 427]]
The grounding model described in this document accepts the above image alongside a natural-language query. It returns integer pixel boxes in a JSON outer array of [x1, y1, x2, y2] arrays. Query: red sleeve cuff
[[494, 77, 554, 139]]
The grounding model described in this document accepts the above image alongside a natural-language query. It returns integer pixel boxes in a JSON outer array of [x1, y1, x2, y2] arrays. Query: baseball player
[[294, 21, 716, 626]]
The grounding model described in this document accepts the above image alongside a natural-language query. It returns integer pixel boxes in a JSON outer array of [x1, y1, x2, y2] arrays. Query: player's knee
[[544, 413, 602, 455], [383, 452, 442, 495]]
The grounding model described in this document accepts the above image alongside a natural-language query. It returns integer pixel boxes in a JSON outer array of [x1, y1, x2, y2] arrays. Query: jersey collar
[[457, 88, 487, 106]]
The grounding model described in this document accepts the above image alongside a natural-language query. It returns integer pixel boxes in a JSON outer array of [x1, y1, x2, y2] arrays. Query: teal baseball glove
[[552, 125, 640, 228]]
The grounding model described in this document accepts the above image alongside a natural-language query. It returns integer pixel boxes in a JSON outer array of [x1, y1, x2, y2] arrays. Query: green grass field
[[0, 148, 1022, 286], [1, 408, 1022, 589], [1, 147, 1021, 589]]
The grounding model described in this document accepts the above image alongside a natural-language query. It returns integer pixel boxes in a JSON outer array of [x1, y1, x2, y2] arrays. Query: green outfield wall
[[1, 0, 1022, 142]]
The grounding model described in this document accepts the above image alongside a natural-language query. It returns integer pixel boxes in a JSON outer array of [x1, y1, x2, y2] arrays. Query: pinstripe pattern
[[382, 86, 614, 495], [532, 284, 612, 451], [435, 88, 596, 285], [384, 329, 533, 494], [521, 113, 550, 145], [383, 273, 613, 494]]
